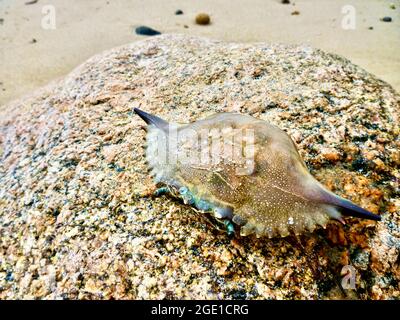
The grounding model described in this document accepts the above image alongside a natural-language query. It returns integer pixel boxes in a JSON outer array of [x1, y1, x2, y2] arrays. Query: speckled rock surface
[[0, 34, 399, 300]]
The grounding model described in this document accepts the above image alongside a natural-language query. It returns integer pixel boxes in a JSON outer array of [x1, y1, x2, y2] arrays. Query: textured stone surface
[[0, 34, 399, 299]]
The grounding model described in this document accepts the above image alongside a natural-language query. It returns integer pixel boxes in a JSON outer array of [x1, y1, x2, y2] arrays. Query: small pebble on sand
[[195, 13, 210, 25], [175, 10, 183, 15], [0, 18, 3, 25], [30, 38, 37, 44], [281, 0, 290, 4], [291, 10, 300, 15], [381, 16, 392, 22], [135, 26, 161, 36], [389, 3, 396, 10], [368, 26, 374, 30]]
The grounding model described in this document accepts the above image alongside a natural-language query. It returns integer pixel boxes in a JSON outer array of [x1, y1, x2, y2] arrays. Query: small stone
[[368, 26, 374, 30], [142, 276, 158, 289], [183, 25, 189, 28], [291, 10, 300, 15], [175, 9, 183, 15], [381, 16, 392, 22], [0, 18, 4, 25], [373, 158, 385, 172], [84, 278, 101, 294], [389, 3, 396, 10], [30, 38, 37, 44], [102, 145, 119, 163], [195, 13, 210, 25], [281, 0, 290, 4], [166, 243, 174, 252], [135, 26, 161, 36], [321, 148, 340, 163]]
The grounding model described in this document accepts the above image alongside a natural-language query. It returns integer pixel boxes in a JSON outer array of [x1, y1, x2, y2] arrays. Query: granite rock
[[0, 34, 399, 299]]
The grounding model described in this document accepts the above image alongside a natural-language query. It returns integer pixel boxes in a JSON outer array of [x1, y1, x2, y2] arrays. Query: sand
[[0, 0, 399, 106]]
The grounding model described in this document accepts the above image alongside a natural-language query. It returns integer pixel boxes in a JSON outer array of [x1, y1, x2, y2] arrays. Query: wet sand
[[0, 0, 399, 105]]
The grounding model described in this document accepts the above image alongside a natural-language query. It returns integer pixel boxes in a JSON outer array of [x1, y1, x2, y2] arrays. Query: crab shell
[[135, 108, 381, 238]]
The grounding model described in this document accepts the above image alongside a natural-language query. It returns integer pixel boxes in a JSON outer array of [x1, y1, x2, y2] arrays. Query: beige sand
[[0, 0, 399, 105]]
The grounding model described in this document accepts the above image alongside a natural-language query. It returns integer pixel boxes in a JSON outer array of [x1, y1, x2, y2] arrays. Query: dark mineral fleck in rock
[[5, 272, 13, 282], [175, 9, 183, 15], [230, 289, 247, 300], [135, 26, 161, 36], [351, 156, 370, 173]]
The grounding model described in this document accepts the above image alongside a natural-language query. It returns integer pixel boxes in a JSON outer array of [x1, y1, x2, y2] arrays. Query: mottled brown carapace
[[135, 108, 381, 238]]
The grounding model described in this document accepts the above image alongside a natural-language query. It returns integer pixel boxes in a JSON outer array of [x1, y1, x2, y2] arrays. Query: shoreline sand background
[[0, 0, 399, 106]]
